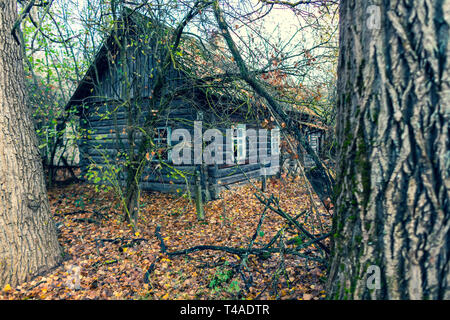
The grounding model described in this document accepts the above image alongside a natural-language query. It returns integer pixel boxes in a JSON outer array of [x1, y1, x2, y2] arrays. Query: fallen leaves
[[302, 293, 313, 300], [0, 176, 331, 300], [2, 284, 12, 293]]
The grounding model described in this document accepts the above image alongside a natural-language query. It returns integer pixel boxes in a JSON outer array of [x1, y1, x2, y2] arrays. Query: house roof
[[65, 8, 141, 109], [64, 7, 327, 131], [65, 42, 110, 109]]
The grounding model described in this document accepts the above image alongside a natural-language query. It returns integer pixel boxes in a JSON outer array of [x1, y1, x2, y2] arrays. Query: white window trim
[[271, 126, 280, 156], [231, 124, 246, 164]]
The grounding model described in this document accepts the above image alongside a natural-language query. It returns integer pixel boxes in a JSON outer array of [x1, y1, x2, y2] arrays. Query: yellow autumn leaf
[[162, 292, 169, 300], [135, 232, 140, 237], [2, 284, 12, 292]]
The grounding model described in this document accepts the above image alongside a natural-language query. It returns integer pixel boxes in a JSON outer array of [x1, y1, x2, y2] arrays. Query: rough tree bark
[[0, 0, 61, 288], [327, 1, 449, 299]]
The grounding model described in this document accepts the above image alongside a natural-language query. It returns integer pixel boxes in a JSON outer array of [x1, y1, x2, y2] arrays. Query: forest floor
[[1, 176, 332, 300]]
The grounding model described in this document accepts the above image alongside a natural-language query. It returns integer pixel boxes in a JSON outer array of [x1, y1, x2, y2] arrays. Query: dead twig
[[254, 193, 330, 255]]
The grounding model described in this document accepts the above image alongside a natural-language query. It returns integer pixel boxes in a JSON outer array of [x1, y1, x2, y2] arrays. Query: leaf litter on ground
[[1, 176, 331, 300]]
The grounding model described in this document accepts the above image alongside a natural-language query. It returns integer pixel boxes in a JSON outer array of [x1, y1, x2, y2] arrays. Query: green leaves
[[209, 264, 233, 290]]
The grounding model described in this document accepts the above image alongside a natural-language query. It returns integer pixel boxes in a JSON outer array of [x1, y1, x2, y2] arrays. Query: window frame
[[231, 124, 246, 164], [271, 126, 280, 156]]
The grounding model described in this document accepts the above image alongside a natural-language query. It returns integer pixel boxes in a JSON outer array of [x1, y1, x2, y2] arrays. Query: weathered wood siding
[[74, 16, 276, 199]]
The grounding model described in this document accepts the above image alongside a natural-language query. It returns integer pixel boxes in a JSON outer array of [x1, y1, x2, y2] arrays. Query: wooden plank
[[215, 169, 262, 186], [80, 141, 131, 150], [140, 181, 195, 194], [209, 163, 262, 178], [141, 173, 195, 184], [85, 126, 125, 135], [87, 148, 119, 157], [85, 118, 129, 127]]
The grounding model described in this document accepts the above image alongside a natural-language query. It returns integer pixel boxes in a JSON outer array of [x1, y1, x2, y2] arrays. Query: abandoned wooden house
[[65, 9, 325, 200]]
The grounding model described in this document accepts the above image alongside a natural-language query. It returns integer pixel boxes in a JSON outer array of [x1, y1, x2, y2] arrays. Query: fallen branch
[[94, 237, 148, 249], [92, 259, 118, 269], [155, 225, 168, 254], [238, 197, 272, 292], [72, 217, 100, 225], [154, 226, 325, 263], [54, 209, 88, 217], [254, 193, 330, 254], [212, 1, 334, 200]]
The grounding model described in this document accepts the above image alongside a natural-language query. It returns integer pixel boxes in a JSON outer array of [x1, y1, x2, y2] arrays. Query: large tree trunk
[[327, 0, 449, 299], [0, 0, 61, 288]]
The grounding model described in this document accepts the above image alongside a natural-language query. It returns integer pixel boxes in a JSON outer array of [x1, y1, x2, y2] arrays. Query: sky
[[31, 0, 338, 90]]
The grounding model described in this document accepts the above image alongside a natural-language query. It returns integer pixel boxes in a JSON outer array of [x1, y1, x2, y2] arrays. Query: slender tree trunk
[[195, 169, 205, 221], [0, 0, 62, 288], [124, 166, 139, 226], [212, 1, 334, 202], [327, 0, 449, 299]]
